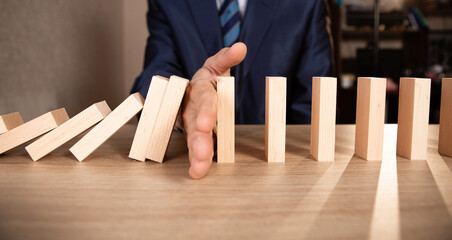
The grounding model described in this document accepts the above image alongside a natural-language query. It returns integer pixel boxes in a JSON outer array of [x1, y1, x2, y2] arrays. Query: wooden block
[[0, 112, 24, 134], [70, 93, 144, 162], [439, 78, 452, 157], [0, 109, 69, 154], [145, 76, 189, 163], [310, 77, 337, 162], [217, 76, 235, 163], [397, 78, 431, 160], [26, 101, 111, 161], [355, 77, 386, 160], [129, 76, 169, 161], [265, 76, 287, 163]]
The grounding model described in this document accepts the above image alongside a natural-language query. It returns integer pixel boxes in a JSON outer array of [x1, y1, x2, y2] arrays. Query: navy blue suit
[[131, 0, 333, 124]]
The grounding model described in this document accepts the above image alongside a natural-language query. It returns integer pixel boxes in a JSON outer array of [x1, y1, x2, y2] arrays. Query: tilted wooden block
[[310, 77, 337, 162], [26, 101, 111, 161], [129, 76, 169, 161], [0, 108, 69, 154], [217, 76, 235, 163], [146, 75, 189, 163], [0, 112, 24, 134], [265, 76, 287, 163], [355, 77, 386, 161], [397, 78, 431, 160], [439, 78, 452, 157], [70, 93, 144, 162]]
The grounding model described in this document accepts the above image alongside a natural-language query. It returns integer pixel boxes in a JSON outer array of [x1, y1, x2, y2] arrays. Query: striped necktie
[[219, 0, 241, 47]]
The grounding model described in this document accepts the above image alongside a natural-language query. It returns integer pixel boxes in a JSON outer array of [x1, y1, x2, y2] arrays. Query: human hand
[[182, 42, 247, 179]]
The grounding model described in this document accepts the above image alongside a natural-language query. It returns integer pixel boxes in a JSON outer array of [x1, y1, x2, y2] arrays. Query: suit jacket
[[131, 0, 333, 124]]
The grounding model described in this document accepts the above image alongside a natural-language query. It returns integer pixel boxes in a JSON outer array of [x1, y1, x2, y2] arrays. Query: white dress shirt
[[216, 0, 248, 17]]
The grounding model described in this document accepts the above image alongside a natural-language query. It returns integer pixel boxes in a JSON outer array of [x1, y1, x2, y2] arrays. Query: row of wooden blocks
[[216, 76, 452, 163], [0, 76, 451, 164], [311, 77, 452, 162], [0, 75, 188, 163]]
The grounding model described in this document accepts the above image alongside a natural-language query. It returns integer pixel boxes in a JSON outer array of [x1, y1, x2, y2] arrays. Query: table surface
[[0, 124, 451, 240]]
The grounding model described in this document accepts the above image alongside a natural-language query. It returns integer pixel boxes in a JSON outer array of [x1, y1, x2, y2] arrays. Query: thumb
[[203, 42, 247, 76]]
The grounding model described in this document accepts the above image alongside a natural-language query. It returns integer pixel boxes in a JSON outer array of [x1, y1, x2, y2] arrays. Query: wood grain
[[355, 77, 386, 160], [310, 77, 337, 162], [0, 112, 24, 134], [70, 93, 144, 162], [0, 125, 451, 240], [26, 101, 111, 161], [397, 78, 431, 160], [0, 108, 69, 154], [439, 78, 452, 157], [129, 76, 169, 161], [217, 76, 235, 163], [265, 77, 287, 163]]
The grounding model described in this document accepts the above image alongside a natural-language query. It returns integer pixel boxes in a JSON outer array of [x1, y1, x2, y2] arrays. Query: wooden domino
[[70, 93, 144, 162], [0, 112, 24, 134], [217, 76, 235, 163], [310, 77, 337, 162], [129, 76, 169, 161], [439, 78, 452, 157], [397, 78, 431, 160], [26, 101, 111, 161], [0, 109, 69, 154], [265, 76, 287, 163], [146, 76, 189, 163], [355, 77, 386, 161]]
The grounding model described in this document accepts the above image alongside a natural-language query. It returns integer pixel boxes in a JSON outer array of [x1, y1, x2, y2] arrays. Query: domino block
[[26, 101, 111, 161], [397, 78, 431, 160], [265, 76, 287, 163], [129, 76, 169, 161], [70, 93, 144, 161], [0, 108, 69, 154], [310, 77, 337, 162], [146, 76, 189, 163], [0, 112, 24, 134], [355, 77, 386, 160], [439, 78, 452, 157], [217, 76, 235, 163]]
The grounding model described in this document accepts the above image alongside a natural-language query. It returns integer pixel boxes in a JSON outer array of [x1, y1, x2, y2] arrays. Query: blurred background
[[0, 0, 147, 121], [0, 0, 451, 124]]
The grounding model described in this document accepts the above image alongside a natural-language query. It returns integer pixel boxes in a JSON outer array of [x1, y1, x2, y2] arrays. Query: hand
[[182, 42, 247, 179]]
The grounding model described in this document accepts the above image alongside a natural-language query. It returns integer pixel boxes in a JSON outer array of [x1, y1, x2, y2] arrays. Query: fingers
[[182, 72, 218, 134], [182, 42, 247, 179], [183, 79, 217, 179], [188, 42, 246, 132], [195, 87, 217, 133], [188, 132, 214, 179], [203, 42, 247, 76]]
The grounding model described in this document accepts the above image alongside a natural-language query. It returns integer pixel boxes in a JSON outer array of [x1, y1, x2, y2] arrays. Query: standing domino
[[355, 77, 386, 161], [311, 77, 337, 162], [439, 78, 452, 157], [217, 76, 235, 163], [265, 77, 287, 163], [397, 78, 431, 160]]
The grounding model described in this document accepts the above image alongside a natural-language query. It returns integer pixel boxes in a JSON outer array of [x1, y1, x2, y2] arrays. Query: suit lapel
[[186, 0, 223, 56], [240, 0, 279, 78]]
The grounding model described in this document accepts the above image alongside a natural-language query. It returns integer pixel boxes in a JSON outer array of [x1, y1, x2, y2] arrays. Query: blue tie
[[219, 0, 241, 47]]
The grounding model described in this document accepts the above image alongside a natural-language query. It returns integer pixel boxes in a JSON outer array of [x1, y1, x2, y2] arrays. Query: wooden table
[[0, 125, 451, 240]]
